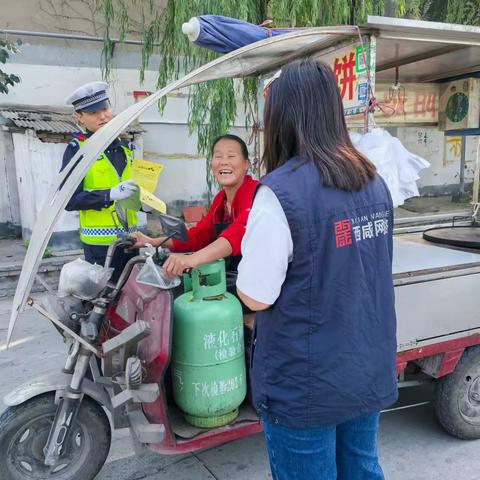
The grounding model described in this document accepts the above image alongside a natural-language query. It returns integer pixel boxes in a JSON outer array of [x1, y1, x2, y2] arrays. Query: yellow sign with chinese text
[[140, 187, 167, 214], [131, 159, 164, 193]]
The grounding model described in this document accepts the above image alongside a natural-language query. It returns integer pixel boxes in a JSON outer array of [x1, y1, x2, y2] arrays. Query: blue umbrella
[[182, 15, 296, 54]]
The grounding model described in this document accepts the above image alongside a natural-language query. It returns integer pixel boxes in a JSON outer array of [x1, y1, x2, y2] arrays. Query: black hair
[[263, 59, 376, 191], [211, 134, 249, 160]]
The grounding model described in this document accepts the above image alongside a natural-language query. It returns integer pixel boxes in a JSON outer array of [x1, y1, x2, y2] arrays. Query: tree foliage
[[100, 0, 480, 197], [446, 0, 480, 25], [0, 40, 21, 95]]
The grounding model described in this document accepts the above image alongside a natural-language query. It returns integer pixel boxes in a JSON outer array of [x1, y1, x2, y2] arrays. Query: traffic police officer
[[62, 81, 138, 282]]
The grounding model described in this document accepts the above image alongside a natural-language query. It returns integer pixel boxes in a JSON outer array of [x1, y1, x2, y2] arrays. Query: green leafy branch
[[0, 39, 21, 95], [446, 0, 480, 25]]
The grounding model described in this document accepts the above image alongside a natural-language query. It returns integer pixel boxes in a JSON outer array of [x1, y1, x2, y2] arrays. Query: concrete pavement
[[0, 239, 81, 297], [1, 296, 480, 479]]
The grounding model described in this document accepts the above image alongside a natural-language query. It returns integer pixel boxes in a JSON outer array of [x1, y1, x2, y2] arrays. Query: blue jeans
[[262, 412, 384, 480]]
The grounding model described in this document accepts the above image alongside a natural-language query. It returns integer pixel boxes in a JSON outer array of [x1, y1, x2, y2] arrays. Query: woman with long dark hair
[[237, 60, 397, 479]]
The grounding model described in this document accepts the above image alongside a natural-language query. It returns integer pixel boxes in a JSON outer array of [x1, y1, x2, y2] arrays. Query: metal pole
[[0, 28, 147, 46], [255, 80, 265, 178], [28, 298, 101, 356], [472, 137, 480, 223], [459, 135, 467, 195]]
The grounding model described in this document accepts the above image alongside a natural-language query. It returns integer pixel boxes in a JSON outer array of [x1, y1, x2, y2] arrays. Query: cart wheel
[[434, 346, 480, 439]]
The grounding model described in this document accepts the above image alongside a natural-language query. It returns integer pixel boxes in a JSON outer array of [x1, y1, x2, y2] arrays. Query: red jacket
[[171, 175, 258, 256]]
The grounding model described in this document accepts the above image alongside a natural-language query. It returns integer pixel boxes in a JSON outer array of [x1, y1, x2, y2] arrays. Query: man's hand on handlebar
[[163, 253, 198, 277]]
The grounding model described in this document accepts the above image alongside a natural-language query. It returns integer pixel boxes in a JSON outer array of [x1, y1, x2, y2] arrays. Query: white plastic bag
[[137, 255, 181, 289], [58, 258, 113, 300], [350, 128, 430, 207]]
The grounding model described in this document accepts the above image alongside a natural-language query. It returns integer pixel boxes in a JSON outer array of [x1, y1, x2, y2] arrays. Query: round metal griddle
[[423, 226, 480, 249]]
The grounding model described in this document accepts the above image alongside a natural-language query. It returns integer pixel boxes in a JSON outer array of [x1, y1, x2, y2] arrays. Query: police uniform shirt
[[61, 132, 129, 212]]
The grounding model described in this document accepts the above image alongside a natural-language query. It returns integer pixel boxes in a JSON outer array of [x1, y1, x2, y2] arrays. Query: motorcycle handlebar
[[104, 236, 136, 270], [108, 255, 146, 300]]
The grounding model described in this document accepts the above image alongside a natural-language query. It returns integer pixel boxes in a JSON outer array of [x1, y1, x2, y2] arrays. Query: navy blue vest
[[251, 157, 398, 428]]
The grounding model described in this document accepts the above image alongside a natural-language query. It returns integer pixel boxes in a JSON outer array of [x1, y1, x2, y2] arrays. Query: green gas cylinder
[[172, 259, 246, 428]]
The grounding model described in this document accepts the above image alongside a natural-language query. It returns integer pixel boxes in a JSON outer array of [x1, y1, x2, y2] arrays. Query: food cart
[[3, 16, 480, 479]]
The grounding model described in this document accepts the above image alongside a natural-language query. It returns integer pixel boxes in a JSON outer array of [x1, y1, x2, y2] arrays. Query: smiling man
[[62, 81, 139, 281]]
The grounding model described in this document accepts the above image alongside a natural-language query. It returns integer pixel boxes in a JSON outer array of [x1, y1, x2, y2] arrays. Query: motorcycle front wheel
[[0, 392, 111, 480]]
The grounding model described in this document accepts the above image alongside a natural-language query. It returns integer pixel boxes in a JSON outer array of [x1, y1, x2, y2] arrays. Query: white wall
[[13, 130, 79, 240], [5, 62, 158, 112], [12, 130, 147, 248], [396, 127, 479, 192], [0, 129, 21, 237]]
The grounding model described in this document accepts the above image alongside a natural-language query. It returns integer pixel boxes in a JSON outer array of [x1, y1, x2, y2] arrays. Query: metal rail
[[28, 298, 101, 357], [382, 401, 431, 413], [0, 28, 145, 46]]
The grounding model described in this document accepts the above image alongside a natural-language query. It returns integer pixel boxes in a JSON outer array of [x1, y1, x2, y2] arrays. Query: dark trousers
[[82, 242, 139, 283]]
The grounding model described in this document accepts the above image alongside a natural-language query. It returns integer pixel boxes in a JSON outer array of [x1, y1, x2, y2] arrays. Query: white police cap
[[66, 81, 110, 112]]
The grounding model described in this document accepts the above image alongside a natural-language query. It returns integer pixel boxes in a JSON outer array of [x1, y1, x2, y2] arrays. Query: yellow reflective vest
[[75, 138, 137, 245]]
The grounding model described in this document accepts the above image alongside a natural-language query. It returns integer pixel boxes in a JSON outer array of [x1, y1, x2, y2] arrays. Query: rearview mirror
[[158, 213, 188, 242]]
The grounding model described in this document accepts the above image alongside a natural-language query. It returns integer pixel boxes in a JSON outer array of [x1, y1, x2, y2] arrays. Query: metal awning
[[181, 16, 480, 85], [181, 26, 360, 85], [366, 16, 480, 83], [0, 105, 144, 135], [0, 108, 78, 134]]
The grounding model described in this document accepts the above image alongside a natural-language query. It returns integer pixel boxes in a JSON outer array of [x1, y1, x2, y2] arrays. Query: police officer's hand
[[110, 180, 138, 201], [163, 253, 197, 277]]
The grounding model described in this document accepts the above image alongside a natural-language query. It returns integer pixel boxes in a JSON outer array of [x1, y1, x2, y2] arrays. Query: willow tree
[[445, 0, 480, 25], [0, 39, 21, 94], [100, 0, 473, 197]]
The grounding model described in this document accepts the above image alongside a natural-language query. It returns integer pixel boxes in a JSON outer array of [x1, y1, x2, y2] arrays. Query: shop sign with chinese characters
[[346, 83, 439, 126], [316, 36, 376, 116]]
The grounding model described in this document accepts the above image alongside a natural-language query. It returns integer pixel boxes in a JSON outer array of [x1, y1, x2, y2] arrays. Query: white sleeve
[[237, 185, 293, 305]]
